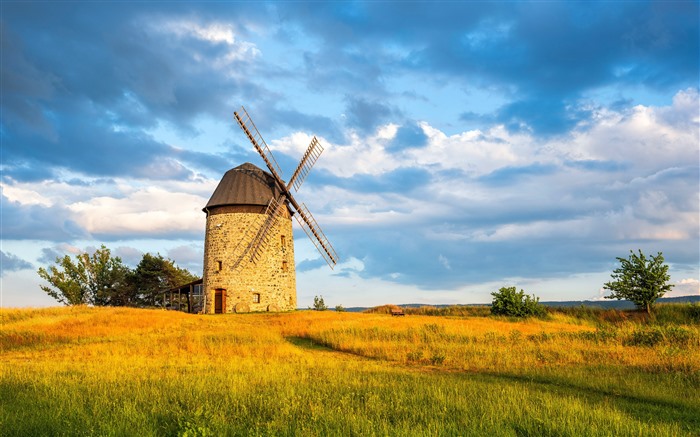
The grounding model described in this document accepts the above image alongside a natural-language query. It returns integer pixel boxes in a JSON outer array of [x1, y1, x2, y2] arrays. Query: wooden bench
[[391, 308, 405, 316]]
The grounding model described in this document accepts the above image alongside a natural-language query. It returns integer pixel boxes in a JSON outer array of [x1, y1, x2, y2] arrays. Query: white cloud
[[1, 183, 54, 207], [68, 186, 205, 237], [152, 18, 261, 66], [560, 89, 699, 171], [413, 123, 530, 175], [668, 278, 700, 297], [3, 176, 215, 240]]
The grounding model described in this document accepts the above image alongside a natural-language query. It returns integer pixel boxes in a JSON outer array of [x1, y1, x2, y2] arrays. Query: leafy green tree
[[131, 253, 197, 306], [604, 250, 673, 314], [313, 295, 327, 311], [491, 286, 545, 317], [38, 245, 130, 306]]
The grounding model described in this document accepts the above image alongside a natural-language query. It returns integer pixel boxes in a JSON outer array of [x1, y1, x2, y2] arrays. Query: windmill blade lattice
[[234, 107, 284, 183], [229, 196, 285, 271], [247, 196, 286, 264], [294, 203, 338, 268], [288, 136, 323, 192], [233, 106, 338, 269]]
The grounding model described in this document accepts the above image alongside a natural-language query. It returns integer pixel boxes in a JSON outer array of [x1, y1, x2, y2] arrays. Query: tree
[[131, 253, 197, 307], [491, 286, 545, 317], [38, 245, 130, 306], [603, 250, 673, 314], [313, 295, 327, 311]]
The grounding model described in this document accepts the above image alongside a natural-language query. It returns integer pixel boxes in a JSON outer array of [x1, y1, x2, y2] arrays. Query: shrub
[[625, 327, 664, 347], [688, 303, 700, 323], [313, 295, 327, 311], [429, 352, 446, 365], [574, 328, 619, 344], [334, 304, 345, 312], [490, 287, 545, 318], [663, 326, 694, 347], [406, 350, 423, 362]]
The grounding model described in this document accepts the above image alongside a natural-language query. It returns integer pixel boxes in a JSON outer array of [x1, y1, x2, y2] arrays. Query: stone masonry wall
[[202, 206, 296, 313]]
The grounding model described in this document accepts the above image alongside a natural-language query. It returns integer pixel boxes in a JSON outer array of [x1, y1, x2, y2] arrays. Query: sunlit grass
[[1, 306, 698, 435]]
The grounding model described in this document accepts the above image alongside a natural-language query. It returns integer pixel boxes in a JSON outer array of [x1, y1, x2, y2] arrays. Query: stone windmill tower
[[201, 107, 338, 313]]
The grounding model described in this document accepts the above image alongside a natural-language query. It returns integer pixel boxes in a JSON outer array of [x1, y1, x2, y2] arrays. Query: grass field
[[1, 305, 699, 436]]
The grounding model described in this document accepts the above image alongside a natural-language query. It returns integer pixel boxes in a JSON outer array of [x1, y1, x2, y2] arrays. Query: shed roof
[[204, 163, 283, 210]]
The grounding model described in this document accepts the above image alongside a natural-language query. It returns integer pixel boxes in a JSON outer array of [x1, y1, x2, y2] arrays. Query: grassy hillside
[[2, 306, 699, 436]]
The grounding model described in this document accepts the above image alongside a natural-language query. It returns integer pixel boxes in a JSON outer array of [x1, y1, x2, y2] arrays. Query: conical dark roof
[[204, 163, 282, 210]]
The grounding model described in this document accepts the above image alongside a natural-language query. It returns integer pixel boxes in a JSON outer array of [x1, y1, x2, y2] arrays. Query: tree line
[[38, 245, 198, 307]]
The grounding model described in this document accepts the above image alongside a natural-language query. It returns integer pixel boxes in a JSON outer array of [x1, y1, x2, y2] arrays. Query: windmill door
[[214, 289, 226, 314]]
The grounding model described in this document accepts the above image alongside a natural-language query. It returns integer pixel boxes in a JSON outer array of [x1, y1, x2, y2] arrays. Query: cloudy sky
[[2, 1, 699, 308]]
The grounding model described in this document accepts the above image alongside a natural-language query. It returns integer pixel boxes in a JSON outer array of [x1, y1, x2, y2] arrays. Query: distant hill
[[540, 295, 700, 309], [342, 295, 700, 312]]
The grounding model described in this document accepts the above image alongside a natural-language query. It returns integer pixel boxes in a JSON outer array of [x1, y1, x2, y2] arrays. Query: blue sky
[[2, 1, 699, 308]]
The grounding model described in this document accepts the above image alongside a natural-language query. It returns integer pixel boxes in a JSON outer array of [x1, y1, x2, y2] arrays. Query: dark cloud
[[0, 251, 34, 276], [344, 97, 400, 134], [281, 2, 698, 135], [38, 247, 65, 264], [172, 149, 234, 177], [2, 109, 194, 181], [1, 193, 89, 241], [264, 108, 345, 145], [1, 3, 264, 182], [4, 1, 697, 185], [314, 166, 432, 194], [494, 98, 593, 135], [387, 121, 428, 152]]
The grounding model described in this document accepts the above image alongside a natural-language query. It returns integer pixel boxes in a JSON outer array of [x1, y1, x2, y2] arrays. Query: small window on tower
[[281, 235, 286, 247], [282, 261, 288, 271], [217, 261, 223, 271], [252, 293, 260, 303]]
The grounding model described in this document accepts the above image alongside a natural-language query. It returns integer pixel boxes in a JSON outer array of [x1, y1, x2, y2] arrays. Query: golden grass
[[2, 306, 699, 436]]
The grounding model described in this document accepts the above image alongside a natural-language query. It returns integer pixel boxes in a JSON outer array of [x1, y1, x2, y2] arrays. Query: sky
[[2, 1, 699, 309]]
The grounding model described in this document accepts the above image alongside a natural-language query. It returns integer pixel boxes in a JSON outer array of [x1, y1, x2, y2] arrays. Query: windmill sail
[[230, 196, 285, 271], [288, 136, 323, 192], [234, 105, 339, 270], [248, 196, 285, 263], [294, 203, 338, 268], [234, 107, 284, 182]]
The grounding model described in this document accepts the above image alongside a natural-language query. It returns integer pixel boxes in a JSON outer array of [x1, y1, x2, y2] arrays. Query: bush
[[334, 304, 345, 312], [313, 295, 327, 311], [625, 327, 664, 347], [663, 326, 694, 347], [406, 350, 423, 362], [688, 303, 700, 323], [429, 352, 446, 366], [490, 287, 545, 318]]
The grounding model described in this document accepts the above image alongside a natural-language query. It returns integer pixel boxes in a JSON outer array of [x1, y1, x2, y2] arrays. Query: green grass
[[1, 306, 698, 436]]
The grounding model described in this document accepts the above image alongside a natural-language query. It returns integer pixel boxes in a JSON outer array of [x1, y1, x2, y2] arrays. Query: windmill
[[201, 106, 338, 314]]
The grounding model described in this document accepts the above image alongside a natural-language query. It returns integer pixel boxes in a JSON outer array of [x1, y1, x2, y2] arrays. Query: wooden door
[[214, 289, 226, 314]]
